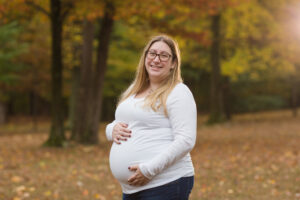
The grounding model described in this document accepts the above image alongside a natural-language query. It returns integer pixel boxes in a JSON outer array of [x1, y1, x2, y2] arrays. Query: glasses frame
[[146, 50, 172, 62]]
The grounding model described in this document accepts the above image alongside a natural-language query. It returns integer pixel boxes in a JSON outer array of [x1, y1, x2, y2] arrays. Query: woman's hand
[[112, 122, 131, 144], [127, 165, 150, 186]]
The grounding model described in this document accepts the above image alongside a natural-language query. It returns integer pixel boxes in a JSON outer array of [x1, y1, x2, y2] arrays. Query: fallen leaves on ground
[[0, 110, 299, 200]]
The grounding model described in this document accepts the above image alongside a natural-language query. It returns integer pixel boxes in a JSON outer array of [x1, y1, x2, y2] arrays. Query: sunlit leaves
[[221, 0, 300, 83]]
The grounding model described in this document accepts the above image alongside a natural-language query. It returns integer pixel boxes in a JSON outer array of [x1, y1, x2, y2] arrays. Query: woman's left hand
[[127, 165, 150, 186]]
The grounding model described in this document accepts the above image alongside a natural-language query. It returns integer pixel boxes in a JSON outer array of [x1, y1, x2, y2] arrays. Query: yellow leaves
[[44, 190, 52, 197], [39, 161, 46, 168], [94, 193, 106, 200], [80, 189, 106, 199], [155, 10, 165, 19], [268, 179, 276, 185]]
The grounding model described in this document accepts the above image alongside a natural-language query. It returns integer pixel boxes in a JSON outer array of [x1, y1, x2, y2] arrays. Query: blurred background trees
[[0, 0, 299, 146]]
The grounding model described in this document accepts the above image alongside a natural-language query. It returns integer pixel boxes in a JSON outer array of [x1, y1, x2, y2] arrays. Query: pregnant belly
[[109, 138, 170, 184]]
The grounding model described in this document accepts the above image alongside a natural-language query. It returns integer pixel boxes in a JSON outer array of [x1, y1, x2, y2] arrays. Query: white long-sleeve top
[[106, 83, 197, 194]]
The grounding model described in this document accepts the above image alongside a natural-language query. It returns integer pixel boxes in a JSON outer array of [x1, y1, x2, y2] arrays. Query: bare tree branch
[[25, 0, 50, 17]]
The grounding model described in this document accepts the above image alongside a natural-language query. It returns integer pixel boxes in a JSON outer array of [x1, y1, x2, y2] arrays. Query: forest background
[[0, 0, 300, 199], [1, 0, 300, 145]]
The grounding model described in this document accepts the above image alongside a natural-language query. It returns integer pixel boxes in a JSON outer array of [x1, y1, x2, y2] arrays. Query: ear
[[171, 63, 175, 70]]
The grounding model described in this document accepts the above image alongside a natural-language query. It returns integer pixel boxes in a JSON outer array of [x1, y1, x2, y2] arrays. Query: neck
[[149, 79, 162, 90]]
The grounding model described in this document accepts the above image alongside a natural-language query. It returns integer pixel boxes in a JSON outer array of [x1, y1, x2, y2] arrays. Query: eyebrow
[[148, 49, 172, 55]]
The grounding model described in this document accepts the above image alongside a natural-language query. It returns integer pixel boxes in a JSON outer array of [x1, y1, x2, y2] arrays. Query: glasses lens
[[148, 52, 156, 59], [147, 51, 171, 61], [160, 54, 169, 61]]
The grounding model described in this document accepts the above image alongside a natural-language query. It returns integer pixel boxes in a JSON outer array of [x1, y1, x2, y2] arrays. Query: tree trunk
[[90, 1, 115, 144], [44, 0, 66, 146], [222, 76, 232, 120], [291, 77, 298, 117], [208, 14, 225, 124], [0, 101, 6, 125], [29, 91, 38, 131], [69, 66, 80, 133], [72, 1, 115, 144], [72, 19, 95, 142]]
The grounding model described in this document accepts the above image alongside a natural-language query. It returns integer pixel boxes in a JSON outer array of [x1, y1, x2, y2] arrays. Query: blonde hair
[[118, 35, 183, 116]]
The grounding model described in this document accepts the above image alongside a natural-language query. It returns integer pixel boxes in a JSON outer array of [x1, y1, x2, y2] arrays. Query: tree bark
[[29, 91, 38, 131], [0, 101, 6, 125], [222, 76, 232, 120], [72, 1, 115, 144], [72, 18, 95, 142], [90, 1, 115, 144], [44, 0, 66, 146], [69, 66, 80, 133], [208, 14, 226, 124]]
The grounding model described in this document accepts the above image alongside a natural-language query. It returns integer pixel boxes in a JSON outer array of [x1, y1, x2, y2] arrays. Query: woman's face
[[145, 41, 174, 82]]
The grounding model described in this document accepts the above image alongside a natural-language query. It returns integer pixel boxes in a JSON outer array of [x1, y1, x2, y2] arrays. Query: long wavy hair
[[118, 35, 183, 116]]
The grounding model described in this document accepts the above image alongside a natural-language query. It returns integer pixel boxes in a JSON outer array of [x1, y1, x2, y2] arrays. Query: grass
[[0, 109, 300, 200]]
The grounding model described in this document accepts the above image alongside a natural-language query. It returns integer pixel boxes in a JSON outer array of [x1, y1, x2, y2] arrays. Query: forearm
[[139, 134, 195, 179], [105, 120, 117, 141]]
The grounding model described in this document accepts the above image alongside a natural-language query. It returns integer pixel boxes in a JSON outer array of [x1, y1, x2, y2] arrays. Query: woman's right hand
[[112, 122, 132, 144]]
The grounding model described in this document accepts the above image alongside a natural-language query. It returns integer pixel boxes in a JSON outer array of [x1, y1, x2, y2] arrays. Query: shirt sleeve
[[139, 84, 197, 179], [105, 120, 117, 141]]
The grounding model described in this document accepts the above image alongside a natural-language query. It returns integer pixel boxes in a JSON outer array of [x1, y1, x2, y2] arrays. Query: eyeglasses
[[146, 51, 172, 62]]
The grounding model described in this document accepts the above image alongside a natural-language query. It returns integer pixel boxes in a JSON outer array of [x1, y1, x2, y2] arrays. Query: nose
[[153, 55, 161, 63]]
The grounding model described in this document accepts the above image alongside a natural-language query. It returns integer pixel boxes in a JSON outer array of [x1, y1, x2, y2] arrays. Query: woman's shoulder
[[167, 83, 194, 101], [171, 83, 193, 95]]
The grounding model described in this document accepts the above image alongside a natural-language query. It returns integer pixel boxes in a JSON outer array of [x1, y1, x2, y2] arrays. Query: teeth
[[151, 65, 162, 68]]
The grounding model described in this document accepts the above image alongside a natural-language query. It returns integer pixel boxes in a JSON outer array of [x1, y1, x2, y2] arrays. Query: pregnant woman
[[106, 35, 197, 200]]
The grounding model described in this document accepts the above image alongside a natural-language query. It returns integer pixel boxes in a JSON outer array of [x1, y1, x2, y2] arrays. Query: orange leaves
[[82, 189, 89, 196], [11, 176, 24, 183]]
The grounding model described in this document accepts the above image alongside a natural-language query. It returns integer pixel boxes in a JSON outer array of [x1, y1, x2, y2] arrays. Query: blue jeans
[[122, 176, 194, 200]]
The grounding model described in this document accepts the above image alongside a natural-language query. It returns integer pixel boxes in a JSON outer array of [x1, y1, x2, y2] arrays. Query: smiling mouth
[[150, 65, 162, 69]]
